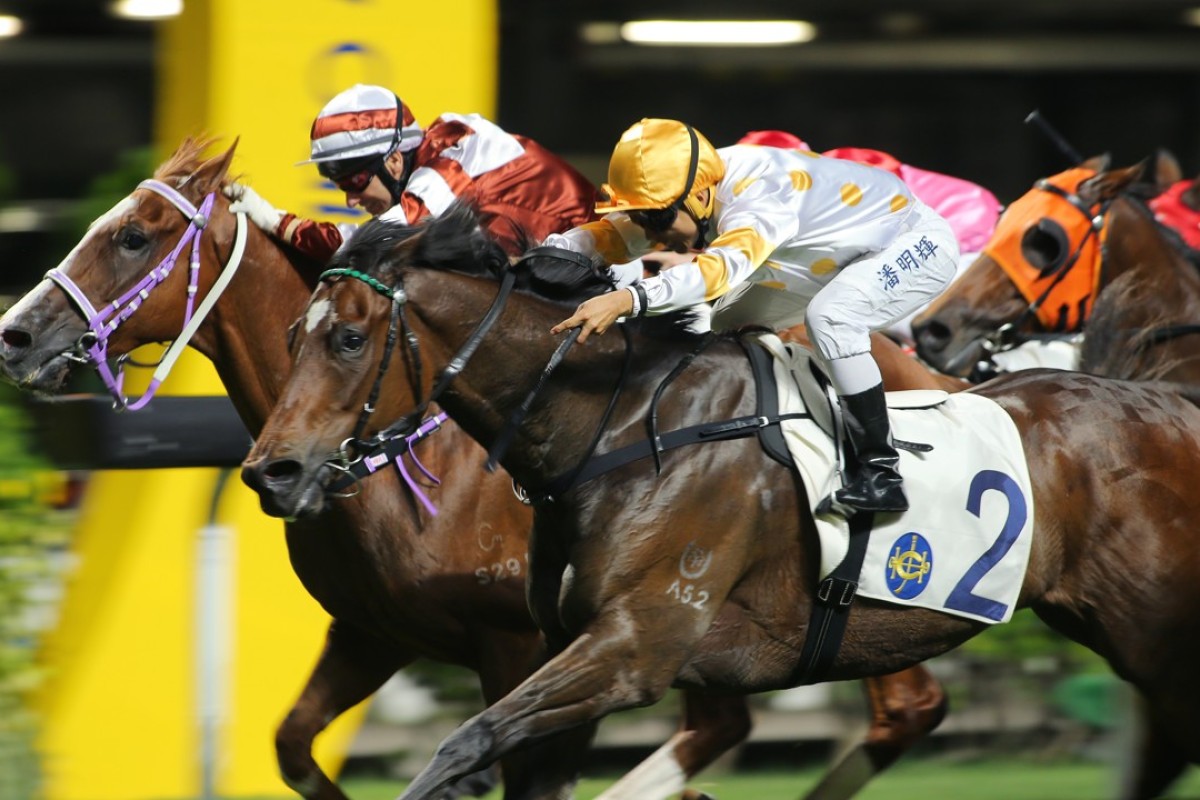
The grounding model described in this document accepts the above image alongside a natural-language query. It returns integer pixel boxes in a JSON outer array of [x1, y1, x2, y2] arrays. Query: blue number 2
[[944, 470, 1027, 622]]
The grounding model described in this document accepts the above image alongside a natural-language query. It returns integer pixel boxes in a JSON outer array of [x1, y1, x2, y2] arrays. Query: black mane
[[339, 202, 704, 340]]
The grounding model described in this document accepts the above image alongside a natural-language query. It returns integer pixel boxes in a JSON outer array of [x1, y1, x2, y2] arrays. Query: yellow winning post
[[35, 1, 496, 797]]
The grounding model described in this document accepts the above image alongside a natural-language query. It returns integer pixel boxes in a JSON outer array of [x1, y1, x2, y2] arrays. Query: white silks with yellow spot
[[549, 144, 958, 346]]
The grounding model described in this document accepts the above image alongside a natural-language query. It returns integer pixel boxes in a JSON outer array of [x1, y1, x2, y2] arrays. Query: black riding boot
[[834, 383, 909, 513]]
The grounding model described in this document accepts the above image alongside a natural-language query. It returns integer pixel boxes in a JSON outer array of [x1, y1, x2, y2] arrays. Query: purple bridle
[[45, 179, 245, 410]]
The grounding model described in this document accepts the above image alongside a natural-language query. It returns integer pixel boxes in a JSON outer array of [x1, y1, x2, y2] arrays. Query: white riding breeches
[[805, 201, 959, 362]]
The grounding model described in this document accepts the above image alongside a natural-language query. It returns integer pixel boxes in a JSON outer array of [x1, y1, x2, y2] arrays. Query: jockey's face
[[342, 150, 407, 218], [640, 206, 702, 253], [344, 176, 392, 217]]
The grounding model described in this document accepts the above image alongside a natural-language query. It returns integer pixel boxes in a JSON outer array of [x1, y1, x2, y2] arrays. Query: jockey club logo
[[679, 542, 713, 580], [886, 532, 933, 600]]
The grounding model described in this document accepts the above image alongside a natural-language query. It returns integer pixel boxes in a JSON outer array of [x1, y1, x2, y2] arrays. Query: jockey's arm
[[542, 214, 654, 286], [225, 182, 348, 262]]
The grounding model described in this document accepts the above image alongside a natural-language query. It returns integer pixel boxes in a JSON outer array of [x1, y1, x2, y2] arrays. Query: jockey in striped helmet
[[302, 83, 425, 210], [223, 84, 598, 259]]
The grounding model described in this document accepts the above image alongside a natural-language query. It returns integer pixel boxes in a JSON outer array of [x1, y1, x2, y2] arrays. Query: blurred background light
[[0, 14, 23, 37], [109, 0, 182, 20], [618, 19, 817, 46]]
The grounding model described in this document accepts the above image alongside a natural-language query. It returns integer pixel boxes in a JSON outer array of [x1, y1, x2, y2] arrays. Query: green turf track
[[310, 757, 1200, 800]]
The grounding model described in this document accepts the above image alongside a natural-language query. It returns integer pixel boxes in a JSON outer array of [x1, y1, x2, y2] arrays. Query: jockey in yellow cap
[[548, 118, 960, 513]]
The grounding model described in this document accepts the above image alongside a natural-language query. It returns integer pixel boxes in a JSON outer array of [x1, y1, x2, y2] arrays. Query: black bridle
[[317, 246, 634, 499]]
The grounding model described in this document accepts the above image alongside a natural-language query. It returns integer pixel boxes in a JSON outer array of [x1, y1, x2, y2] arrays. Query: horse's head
[[912, 151, 1181, 377], [0, 138, 239, 396], [241, 205, 509, 518]]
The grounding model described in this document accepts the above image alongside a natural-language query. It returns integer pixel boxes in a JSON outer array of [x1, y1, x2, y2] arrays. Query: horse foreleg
[[396, 617, 686, 800], [802, 666, 947, 800], [594, 693, 752, 800], [1119, 692, 1188, 800], [476, 630, 596, 800], [277, 621, 409, 800]]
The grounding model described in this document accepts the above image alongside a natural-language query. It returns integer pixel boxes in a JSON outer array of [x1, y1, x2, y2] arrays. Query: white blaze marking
[[64, 196, 136, 271], [305, 298, 331, 333]]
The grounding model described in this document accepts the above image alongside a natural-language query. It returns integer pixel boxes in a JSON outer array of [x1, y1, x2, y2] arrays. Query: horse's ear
[[192, 138, 239, 195], [1080, 153, 1112, 172], [1182, 175, 1200, 212], [1082, 161, 1146, 201], [1152, 149, 1183, 190]]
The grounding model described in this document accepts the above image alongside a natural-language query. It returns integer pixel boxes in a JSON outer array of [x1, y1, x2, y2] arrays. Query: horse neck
[[1102, 197, 1190, 286], [408, 270, 752, 491], [1081, 199, 1200, 381], [406, 270, 583, 482], [191, 220, 315, 435]]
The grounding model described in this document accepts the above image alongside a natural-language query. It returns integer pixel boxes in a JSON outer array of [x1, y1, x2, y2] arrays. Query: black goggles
[[318, 155, 385, 190], [628, 206, 679, 233]]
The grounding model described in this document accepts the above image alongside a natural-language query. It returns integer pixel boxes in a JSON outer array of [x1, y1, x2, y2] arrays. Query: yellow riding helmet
[[596, 119, 725, 220]]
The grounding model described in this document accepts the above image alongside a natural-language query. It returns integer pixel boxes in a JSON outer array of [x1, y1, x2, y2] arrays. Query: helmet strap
[[376, 149, 414, 204], [670, 125, 701, 212], [674, 125, 712, 245]]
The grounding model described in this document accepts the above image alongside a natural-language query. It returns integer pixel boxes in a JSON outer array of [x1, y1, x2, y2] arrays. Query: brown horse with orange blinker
[[912, 152, 1182, 378], [246, 204, 1200, 800], [1080, 173, 1200, 387], [917, 156, 1200, 798], [0, 139, 951, 800]]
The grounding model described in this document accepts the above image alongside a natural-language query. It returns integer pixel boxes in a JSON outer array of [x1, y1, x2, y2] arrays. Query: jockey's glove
[[224, 183, 286, 235]]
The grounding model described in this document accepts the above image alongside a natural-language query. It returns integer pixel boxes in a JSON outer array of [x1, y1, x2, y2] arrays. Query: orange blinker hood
[[982, 168, 1107, 332]]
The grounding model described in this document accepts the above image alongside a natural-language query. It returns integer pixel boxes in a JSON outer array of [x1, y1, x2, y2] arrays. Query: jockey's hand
[[551, 289, 633, 344], [643, 251, 697, 274], [223, 183, 285, 234]]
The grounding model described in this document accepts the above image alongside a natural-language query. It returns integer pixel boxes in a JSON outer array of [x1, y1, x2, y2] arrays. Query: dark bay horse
[[246, 205, 1200, 800], [912, 153, 1183, 378], [0, 139, 947, 800]]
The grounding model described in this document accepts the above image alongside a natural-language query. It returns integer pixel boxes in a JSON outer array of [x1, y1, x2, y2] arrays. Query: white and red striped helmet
[[300, 84, 423, 165]]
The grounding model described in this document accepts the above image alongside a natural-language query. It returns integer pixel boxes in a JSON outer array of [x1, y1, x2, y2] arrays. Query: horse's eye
[[340, 331, 366, 353], [120, 229, 148, 252]]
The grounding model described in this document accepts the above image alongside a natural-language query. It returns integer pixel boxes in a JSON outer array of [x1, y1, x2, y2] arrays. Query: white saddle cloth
[[756, 334, 1035, 625]]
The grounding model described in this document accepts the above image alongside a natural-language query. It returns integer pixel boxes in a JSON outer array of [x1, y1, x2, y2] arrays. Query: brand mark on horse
[[679, 541, 714, 580]]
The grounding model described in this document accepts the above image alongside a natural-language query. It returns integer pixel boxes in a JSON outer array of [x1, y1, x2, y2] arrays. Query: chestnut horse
[[918, 157, 1200, 796], [0, 140, 945, 800], [1079, 176, 1200, 385], [1073, 177, 1200, 798], [245, 205, 1200, 800], [912, 153, 1182, 379]]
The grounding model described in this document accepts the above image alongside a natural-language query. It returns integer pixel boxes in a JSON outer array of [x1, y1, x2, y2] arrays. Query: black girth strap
[[793, 509, 874, 685], [539, 332, 807, 498], [539, 411, 810, 498]]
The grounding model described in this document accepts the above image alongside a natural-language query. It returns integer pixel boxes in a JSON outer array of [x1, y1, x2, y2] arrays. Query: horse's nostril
[[263, 459, 303, 482], [241, 458, 302, 493], [1, 328, 32, 350]]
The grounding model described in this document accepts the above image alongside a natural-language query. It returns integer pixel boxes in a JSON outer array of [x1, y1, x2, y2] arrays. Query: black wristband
[[633, 283, 649, 318]]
